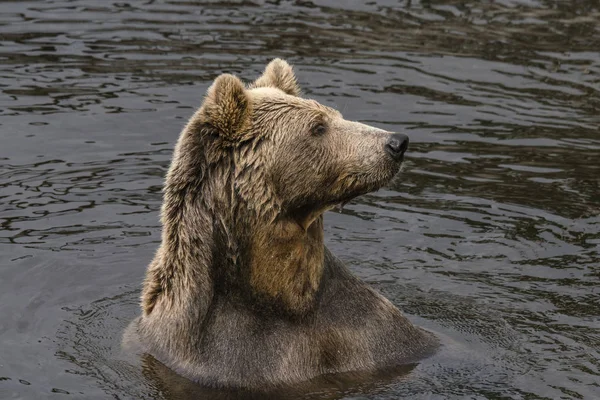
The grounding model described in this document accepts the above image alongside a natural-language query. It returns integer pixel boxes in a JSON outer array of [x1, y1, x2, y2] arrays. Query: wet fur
[[133, 59, 438, 389]]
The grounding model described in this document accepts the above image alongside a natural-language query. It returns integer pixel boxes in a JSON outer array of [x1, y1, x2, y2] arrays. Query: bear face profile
[[132, 59, 438, 390]]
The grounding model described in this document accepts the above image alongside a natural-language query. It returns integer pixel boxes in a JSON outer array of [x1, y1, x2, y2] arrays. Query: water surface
[[1, 1, 599, 399]]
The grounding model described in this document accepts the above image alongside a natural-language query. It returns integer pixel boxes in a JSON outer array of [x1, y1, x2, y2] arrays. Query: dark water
[[1, 0, 599, 398]]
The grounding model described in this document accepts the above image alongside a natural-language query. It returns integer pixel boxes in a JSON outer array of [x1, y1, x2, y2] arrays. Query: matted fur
[[131, 58, 438, 390]]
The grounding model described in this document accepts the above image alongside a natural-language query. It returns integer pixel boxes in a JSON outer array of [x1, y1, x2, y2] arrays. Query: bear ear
[[201, 73, 252, 140], [251, 58, 301, 96]]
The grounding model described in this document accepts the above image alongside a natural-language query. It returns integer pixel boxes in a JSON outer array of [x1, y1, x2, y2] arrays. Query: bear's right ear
[[201, 74, 252, 140], [251, 58, 301, 96]]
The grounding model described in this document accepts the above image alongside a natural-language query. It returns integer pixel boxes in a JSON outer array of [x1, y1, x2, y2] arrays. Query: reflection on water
[[0, 0, 598, 399]]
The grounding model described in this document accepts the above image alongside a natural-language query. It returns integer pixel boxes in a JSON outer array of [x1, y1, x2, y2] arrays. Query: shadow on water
[[0, 0, 599, 399], [141, 355, 417, 400]]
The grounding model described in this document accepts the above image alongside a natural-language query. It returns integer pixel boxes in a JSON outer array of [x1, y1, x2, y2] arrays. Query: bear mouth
[[341, 162, 402, 199], [328, 167, 402, 212]]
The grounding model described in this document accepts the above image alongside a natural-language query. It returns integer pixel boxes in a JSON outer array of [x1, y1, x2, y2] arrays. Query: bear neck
[[246, 214, 326, 316], [145, 185, 327, 319]]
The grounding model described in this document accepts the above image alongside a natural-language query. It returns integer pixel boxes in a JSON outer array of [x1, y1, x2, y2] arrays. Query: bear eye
[[311, 123, 327, 136]]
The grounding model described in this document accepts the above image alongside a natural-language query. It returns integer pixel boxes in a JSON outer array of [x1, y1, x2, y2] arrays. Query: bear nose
[[385, 133, 409, 160]]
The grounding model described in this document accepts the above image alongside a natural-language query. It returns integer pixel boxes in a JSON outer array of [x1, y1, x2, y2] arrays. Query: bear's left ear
[[251, 58, 301, 96], [201, 73, 252, 140]]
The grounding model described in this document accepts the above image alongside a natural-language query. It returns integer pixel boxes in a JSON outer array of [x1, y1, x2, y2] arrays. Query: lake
[[0, 0, 599, 399]]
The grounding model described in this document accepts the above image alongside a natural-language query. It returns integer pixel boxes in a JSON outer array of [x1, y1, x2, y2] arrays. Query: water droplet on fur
[[336, 202, 348, 213]]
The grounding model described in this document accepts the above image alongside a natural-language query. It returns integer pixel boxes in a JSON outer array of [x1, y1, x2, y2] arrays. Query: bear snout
[[385, 133, 409, 161]]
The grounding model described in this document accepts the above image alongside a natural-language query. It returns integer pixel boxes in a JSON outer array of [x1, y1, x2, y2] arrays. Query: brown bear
[[130, 59, 438, 390]]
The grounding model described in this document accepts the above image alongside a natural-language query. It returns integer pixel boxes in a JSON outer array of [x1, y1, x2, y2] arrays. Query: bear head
[[194, 59, 408, 230]]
